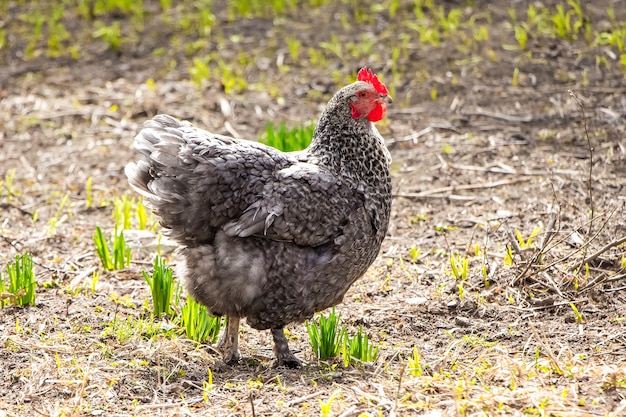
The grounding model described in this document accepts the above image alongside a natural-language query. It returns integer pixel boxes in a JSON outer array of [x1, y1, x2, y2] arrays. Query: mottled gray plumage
[[126, 77, 392, 367]]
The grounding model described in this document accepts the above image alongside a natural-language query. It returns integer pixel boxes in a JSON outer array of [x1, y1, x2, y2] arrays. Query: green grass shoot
[[180, 297, 222, 343], [93, 226, 132, 271], [408, 346, 423, 376], [85, 176, 93, 208], [449, 253, 469, 280], [3, 168, 17, 201], [306, 307, 346, 360], [113, 195, 152, 230], [259, 122, 315, 152], [113, 196, 133, 230], [2, 253, 36, 307], [142, 256, 176, 317], [0, 270, 6, 308], [342, 325, 379, 366], [136, 198, 148, 229]]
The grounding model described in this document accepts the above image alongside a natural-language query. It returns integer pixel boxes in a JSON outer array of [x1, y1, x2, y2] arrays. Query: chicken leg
[[217, 316, 241, 364], [271, 327, 301, 368]]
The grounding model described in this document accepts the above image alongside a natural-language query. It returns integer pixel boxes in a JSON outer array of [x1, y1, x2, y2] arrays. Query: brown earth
[[0, 1, 625, 416]]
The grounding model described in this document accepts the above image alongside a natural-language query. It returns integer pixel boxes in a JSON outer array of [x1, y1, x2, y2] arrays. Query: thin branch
[[569, 90, 594, 271], [582, 236, 626, 266], [399, 178, 531, 198]]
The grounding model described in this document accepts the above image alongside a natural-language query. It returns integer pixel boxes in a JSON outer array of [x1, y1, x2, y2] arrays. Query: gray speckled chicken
[[125, 68, 392, 367]]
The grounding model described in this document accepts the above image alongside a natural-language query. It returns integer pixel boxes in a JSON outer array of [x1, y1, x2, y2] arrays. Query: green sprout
[[512, 67, 520, 87], [93, 21, 122, 51], [286, 37, 301, 61], [3, 168, 17, 201], [319, 390, 340, 417], [93, 226, 132, 271], [113, 196, 134, 230], [47, 193, 71, 237], [504, 247, 515, 267], [569, 303, 584, 323], [408, 346, 423, 377], [142, 256, 177, 317], [516, 227, 541, 249], [449, 253, 469, 280], [514, 25, 528, 50], [86, 176, 93, 208], [2, 253, 36, 307], [136, 198, 148, 229], [180, 297, 222, 343], [306, 307, 346, 360], [189, 57, 210, 86], [409, 246, 421, 262], [112, 195, 152, 230], [342, 326, 379, 366]]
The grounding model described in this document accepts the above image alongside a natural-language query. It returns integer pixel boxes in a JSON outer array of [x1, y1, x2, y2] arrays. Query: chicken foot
[[271, 327, 301, 368], [217, 316, 241, 364]]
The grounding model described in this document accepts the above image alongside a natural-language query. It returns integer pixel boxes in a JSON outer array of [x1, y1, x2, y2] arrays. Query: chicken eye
[[357, 91, 368, 99]]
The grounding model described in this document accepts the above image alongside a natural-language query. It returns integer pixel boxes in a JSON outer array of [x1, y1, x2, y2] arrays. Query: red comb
[[357, 67, 389, 96]]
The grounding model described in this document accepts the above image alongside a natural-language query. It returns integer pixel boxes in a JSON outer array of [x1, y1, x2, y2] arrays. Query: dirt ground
[[1, 0, 625, 416]]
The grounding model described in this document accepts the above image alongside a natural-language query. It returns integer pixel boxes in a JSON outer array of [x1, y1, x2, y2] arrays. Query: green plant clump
[[259, 122, 315, 152], [143, 255, 177, 317], [306, 307, 346, 360], [342, 325, 379, 365], [93, 226, 132, 271], [181, 297, 223, 344], [1, 253, 36, 307]]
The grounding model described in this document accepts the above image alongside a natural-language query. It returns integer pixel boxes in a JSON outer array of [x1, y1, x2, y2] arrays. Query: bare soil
[[1, 1, 625, 416]]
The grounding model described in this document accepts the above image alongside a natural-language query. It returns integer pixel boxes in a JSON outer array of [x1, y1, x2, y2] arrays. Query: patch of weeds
[[320, 34, 343, 58], [93, 21, 122, 51], [179, 7, 215, 37], [180, 297, 222, 344], [93, 226, 132, 271], [227, 0, 298, 20], [551, 1, 589, 41], [286, 37, 301, 62], [143, 256, 179, 317], [216, 59, 248, 94], [189, 56, 210, 86], [0, 253, 36, 307], [306, 307, 345, 360], [102, 315, 174, 344], [46, 6, 72, 58], [259, 122, 315, 152]]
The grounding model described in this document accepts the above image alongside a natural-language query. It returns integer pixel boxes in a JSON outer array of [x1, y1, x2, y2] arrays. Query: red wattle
[[367, 103, 385, 122]]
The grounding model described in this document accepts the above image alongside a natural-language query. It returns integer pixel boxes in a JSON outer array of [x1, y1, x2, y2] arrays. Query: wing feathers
[[126, 114, 364, 247]]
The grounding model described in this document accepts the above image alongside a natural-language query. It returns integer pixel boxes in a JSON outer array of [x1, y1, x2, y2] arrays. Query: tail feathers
[[125, 160, 154, 198], [125, 114, 189, 200]]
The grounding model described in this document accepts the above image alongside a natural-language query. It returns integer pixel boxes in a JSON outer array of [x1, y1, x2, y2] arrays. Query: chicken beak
[[381, 95, 393, 104]]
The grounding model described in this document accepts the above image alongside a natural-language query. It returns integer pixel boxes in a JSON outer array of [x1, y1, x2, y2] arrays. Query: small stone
[[455, 316, 471, 327]]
